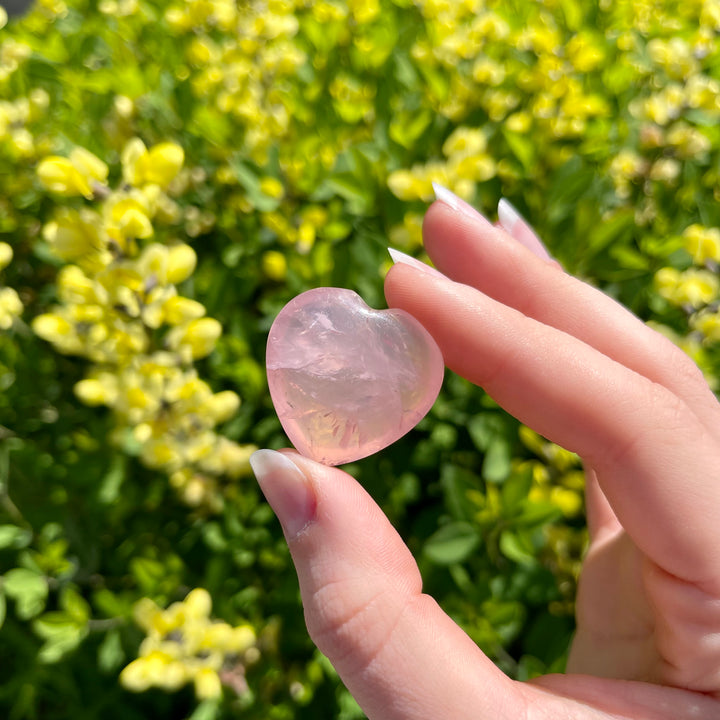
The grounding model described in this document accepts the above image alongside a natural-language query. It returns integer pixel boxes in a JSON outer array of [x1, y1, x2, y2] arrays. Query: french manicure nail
[[497, 197, 552, 260], [497, 197, 522, 234], [431, 182, 492, 226], [388, 247, 446, 279], [250, 450, 316, 538]]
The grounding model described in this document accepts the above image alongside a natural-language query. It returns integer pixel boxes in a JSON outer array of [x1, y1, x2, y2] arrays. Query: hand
[[250, 196, 720, 719]]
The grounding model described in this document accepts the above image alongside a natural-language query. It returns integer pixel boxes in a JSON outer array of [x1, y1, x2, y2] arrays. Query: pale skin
[[251, 199, 720, 719]]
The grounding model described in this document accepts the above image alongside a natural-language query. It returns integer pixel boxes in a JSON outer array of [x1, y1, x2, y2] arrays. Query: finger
[[422, 201, 720, 436], [497, 197, 553, 261], [249, 449, 523, 720], [384, 267, 720, 586], [531, 674, 720, 719], [584, 467, 622, 543]]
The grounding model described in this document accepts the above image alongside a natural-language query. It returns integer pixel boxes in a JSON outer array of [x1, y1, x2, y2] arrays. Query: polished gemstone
[[266, 287, 444, 465]]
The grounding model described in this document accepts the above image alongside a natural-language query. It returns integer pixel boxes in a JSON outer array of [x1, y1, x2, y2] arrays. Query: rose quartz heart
[[266, 287, 444, 466]]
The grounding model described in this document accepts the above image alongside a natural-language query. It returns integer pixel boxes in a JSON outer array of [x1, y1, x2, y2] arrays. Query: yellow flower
[[184, 588, 212, 618], [166, 244, 197, 284], [550, 487, 583, 518], [194, 668, 222, 700], [259, 176, 285, 199], [141, 438, 182, 471], [37, 159, 91, 198], [43, 208, 109, 269], [107, 196, 154, 240], [70, 147, 109, 185], [691, 309, 720, 342], [145, 143, 185, 187], [74, 374, 119, 406], [472, 57, 506, 86], [442, 126, 487, 158], [0, 242, 13, 271], [122, 138, 185, 188], [32, 313, 73, 343], [0, 287, 22, 329], [199, 438, 255, 477], [649, 158, 680, 183], [37, 147, 108, 198], [201, 391, 240, 424], [163, 296, 206, 325], [262, 250, 287, 281], [655, 267, 720, 307], [683, 224, 720, 265], [166, 318, 222, 359], [567, 32, 605, 72]]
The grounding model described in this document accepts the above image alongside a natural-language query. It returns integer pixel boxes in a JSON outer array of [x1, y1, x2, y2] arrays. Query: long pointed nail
[[387, 248, 446, 279], [431, 182, 492, 226], [497, 198, 552, 260], [250, 450, 316, 539], [497, 198, 523, 234]]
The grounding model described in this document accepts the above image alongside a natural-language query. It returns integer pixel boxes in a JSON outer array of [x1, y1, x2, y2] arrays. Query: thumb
[[249, 449, 524, 720]]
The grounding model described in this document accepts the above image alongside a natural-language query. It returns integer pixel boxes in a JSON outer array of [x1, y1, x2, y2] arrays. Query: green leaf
[[0, 591, 5, 630], [587, 208, 635, 254], [3, 568, 48, 620], [482, 439, 512, 484], [130, 557, 166, 592], [98, 629, 125, 673], [467, 413, 508, 452], [499, 531, 537, 566], [423, 522, 480, 565], [98, 454, 126, 504], [501, 466, 533, 513], [36, 624, 87, 664], [389, 109, 432, 149], [503, 131, 536, 172], [320, 174, 372, 215], [439, 464, 482, 522], [59, 586, 90, 625], [33, 611, 78, 639], [0, 525, 32, 550], [514, 501, 562, 528], [610, 245, 650, 271], [188, 700, 221, 720]]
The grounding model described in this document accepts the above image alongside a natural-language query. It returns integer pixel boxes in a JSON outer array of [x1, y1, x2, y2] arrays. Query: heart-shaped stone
[[266, 287, 444, 466]]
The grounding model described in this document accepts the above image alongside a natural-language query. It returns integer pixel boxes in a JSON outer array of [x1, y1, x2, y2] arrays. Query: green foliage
[[1, 0, 720, 717]]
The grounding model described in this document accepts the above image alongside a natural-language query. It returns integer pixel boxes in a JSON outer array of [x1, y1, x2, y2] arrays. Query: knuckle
[[304, 578, 407, 677]]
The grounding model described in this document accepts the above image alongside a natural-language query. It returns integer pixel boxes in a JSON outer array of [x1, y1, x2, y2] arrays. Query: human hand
[[250, 192, 720, 719]]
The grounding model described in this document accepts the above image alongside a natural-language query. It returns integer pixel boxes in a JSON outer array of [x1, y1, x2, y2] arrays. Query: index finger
[[384, 263, 720, 588], [423, 201, 720, 439]]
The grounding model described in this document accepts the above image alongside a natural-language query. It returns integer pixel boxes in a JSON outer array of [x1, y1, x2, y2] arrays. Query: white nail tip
[[431, 181, 461, 208], [388, 247, 412, 265], [249, 449, 302, 480], [498, 198, 521, 232], [387, 247, 445, 278]]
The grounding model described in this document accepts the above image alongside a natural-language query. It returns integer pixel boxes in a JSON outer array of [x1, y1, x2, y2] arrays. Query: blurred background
[[1, 0, 720, 717]]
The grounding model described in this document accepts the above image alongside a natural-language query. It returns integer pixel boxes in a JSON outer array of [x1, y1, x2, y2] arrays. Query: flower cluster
[[517, 425, 587, 615], [518, 426, 585, 521], [32, 141, 255, 509], [386, 2, 612, 212], [650, 223, 720, 383], [388, 126, 496, 203], [120, 588, 257, 701], [0, 242, 22, 330]]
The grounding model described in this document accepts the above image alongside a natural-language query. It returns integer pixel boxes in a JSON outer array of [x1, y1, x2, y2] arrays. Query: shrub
[[2, 0, 720, 717]]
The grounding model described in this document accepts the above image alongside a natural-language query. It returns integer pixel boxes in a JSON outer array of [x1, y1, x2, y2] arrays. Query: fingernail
[[250, 450, 316, 539], [497, 197, 523, 234], [388, 248, 446, 279], [431, 182, 492, 226], [497, 198, 552, 260]]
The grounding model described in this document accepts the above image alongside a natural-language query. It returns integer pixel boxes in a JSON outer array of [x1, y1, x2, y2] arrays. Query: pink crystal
[[266, 287, 444, 466]]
